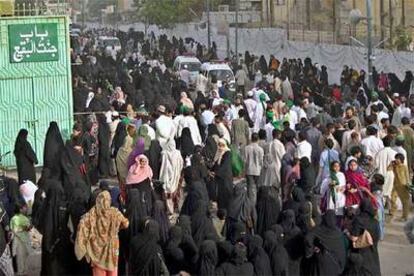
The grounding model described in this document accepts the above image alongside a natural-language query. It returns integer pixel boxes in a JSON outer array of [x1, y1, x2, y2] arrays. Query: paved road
[[379, 215, 414, 276]]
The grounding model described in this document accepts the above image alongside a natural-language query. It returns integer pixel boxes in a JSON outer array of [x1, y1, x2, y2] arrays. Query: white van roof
[[174, 56, 201, 64], [201, 62, 232, 71]]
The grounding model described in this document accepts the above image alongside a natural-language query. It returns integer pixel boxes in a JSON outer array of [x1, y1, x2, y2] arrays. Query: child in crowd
[[391, 153, 411, 222], [10, 204, 32, 275], [371, 174, 385, 240]]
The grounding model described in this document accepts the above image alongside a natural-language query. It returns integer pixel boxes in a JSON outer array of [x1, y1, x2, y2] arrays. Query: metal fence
[[1, 2, 70, 17]]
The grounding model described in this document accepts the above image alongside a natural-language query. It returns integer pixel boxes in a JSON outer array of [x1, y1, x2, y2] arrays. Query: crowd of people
[[1, 28, 414, 276]]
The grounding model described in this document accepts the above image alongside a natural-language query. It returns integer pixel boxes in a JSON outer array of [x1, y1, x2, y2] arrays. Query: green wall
[[0, 16, 73, 167]]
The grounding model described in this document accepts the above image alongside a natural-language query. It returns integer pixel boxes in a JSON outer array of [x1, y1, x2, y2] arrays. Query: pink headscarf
[[126, 154, 153, 185]]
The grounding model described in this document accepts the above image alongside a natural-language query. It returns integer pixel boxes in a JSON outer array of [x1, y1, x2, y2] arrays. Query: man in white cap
[[155, 105, 176, 150], [244, 90, 257, 128]]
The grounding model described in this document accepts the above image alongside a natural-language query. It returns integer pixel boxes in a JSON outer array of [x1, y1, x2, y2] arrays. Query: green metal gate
[[0, 16, 73, 167]]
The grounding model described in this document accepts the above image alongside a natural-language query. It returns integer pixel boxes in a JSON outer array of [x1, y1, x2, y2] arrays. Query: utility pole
[[333, 0, 336, 43], [81, 0, 85, 31], [380, 0, 384, 48], [306, 0, 311, 30], [389, 0, 393, 47], [235, 0, 239, 64], [286, 0, 290, 40], [401, 0, 405, 26], [366, 0, 373, 90], [207, 0, 211, 49]]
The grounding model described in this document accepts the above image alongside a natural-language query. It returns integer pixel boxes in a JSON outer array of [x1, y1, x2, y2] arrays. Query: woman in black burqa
[[179, 127, 195, 159], [176, 215, 199, 272], [152, 199, 171, 246], [60, 135, 89, 198], [216, 242, 254, 276], [212, 139, 233, 211], [191, 200, 219, 248], [197, 240, 218, 276], [97, 115, 111, 178], [280, 209, 305, 276], [345, 198, 381, 276], [224, 181, 257, 238], [303, 209, 346, 276], [129, 219, 165, 276], [256, 186, 281, 237], [247, 235, 272, 276], [180, 180, 209, 217], [164, 226, 186, 275], [14, 129, 38, 184], [38, 179, 80, 276], [43, 122, 64, 179], [264, 227, 289, 276]]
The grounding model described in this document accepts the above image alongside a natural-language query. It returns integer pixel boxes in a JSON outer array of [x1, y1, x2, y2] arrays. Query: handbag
[[353, 230, 373, 249]]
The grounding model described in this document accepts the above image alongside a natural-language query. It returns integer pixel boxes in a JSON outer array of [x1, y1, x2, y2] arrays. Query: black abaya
[[280, 209, 305, 276], [216, 243, 254, 276], [347, 199, 381, 276], [198, 240, 218, 276], [129, 219, 164, 276], [213, 151, 233, 211], [191, 200, 219, 247], [180, 180, 209, 216], [224, 181, 256, 236], [43, 122, 64, 179], [14, 129, 38, 184], [38, 180, 79, 276], [247, 235, 273, 276], [98, 118, 111, 178], [304, 210, 347, 276], [264, 228, 289, 276], [256, 186, 281, 237]]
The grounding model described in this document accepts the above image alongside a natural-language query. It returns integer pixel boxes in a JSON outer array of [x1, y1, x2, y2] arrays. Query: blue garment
[[319, 149, 340, 179]]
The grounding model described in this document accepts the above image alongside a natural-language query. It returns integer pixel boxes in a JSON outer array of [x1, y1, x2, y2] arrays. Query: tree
[[393, 25, 412, 51], [138, 0, 207, 28]]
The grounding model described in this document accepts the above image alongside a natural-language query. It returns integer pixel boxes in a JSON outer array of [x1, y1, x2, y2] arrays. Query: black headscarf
[[152, 200, 170, 246], [176, 215, 199, 272], [256, 186, 281, 237], [227, 181, 255, 226], [304, 210, 346, 276], [164, 226, 185, 275], [198, 240, 218, 276], [43, 122, 64, 178], [216, 243, 254, 276], [177, 215, 192, 236], [129, 219, 163, 276], [279, 209, 304, 276], [14, 129, 29, 156], [14, 128, 38, 184], [146, 140, 162, 180], [298, 157, 316, 195], [247, 235, 272, 276], [264, 228, 289, 276], [97, 117, 111, 178], [38, 180, 68, 253], [180, 180, 209, 216], [126, 189, 147, 240], [348, 199, 381, 276], [191, 200, 218, 247], [203, 124, 219, 166], [111, 122, 127, 158], [217, 240, 233, 265], [180, 127, 195, 158]]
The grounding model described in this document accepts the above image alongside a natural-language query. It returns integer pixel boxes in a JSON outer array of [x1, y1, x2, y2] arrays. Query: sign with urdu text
[[8, 23, 59, 63]]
